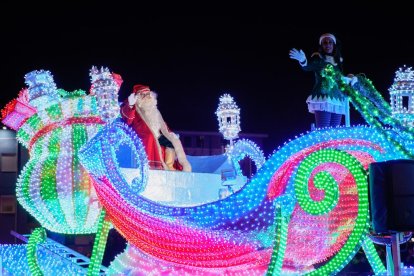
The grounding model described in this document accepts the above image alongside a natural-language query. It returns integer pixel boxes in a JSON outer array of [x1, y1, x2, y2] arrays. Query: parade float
[[2, 65, 414, 275]]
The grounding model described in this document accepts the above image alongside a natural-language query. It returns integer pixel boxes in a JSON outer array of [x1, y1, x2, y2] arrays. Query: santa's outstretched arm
[[120, 93, 139, 125]]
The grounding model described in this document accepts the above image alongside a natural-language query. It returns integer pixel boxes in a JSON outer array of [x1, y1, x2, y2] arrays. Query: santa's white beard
[[137, 98, 162, 137], [138, 96, 157, 110]]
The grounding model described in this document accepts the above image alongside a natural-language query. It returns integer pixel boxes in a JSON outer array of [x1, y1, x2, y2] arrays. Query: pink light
[[94, 177, 272, 268]]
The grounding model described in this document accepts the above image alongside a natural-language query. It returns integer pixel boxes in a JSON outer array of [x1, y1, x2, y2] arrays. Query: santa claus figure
[[121, 84, 191, 172]]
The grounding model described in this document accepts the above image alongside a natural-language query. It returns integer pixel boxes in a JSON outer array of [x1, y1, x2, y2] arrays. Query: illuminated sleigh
[[78, 117, 412, 275], [6, 64, 412, 275], [78, 67, 414, 275]]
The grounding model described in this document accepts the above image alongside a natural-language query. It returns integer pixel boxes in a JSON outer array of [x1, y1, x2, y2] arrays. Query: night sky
[[2, 3, 414, 154]]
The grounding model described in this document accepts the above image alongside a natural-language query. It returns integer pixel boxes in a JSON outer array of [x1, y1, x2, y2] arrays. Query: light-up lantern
[[389, 66, 414, 127], [215, 94, 241, 147], [6, 70, 106, 234], [89, 66, 121, 123]]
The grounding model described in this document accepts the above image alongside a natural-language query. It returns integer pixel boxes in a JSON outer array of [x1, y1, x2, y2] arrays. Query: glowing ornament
[[1, 69, 116, 234]]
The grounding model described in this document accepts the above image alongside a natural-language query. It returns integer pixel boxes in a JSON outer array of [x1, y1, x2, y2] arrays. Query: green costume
[[302, 52, 346, 115]]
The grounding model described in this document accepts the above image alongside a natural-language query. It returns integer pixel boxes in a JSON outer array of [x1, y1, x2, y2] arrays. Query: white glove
[[128, 93, 138, 106], [350, 76, 358, 86], [170, 132, 180, 140], [289, 48, 307, 66], [341, 76, 352, 85], [342, 75, 359, 86]]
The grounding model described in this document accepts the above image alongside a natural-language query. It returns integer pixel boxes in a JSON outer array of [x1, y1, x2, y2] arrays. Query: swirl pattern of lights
[[79, 121, 409, 274], [227, 138, 265, 176]]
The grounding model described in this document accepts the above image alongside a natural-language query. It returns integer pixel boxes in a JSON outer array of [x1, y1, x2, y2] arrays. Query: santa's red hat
[[133, 84, 150, 94]]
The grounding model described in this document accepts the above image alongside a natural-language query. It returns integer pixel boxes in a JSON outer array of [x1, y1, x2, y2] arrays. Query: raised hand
[[289, 48, 307, 65], [128, 93, 139, 106]]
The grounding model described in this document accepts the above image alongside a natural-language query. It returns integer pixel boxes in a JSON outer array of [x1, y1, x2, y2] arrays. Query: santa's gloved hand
[[170, 132, 180, 140], [128, 93, 138, 106], [289, 48, 307, 66]]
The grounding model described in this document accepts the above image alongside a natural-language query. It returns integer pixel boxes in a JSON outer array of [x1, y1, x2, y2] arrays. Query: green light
[[27, 227, 46, 276]]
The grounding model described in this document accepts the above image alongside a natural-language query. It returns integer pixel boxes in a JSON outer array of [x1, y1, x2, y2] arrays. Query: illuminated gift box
[[1, 99, 36, 130]]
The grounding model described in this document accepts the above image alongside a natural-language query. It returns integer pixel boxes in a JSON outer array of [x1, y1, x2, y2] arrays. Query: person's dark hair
[[318, 34, 343, 71]]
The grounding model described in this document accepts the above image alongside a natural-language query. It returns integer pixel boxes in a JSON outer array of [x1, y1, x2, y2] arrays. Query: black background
[[2, 2, 413, 154]]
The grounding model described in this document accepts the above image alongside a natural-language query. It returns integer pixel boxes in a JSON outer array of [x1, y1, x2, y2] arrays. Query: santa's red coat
[[120, 100, 182, 170]]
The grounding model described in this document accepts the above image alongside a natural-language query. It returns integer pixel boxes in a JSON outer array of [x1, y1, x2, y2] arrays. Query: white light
[[215, 93, 241, 144], [389, 66, 414, 127], [89, 66, 121, 123]]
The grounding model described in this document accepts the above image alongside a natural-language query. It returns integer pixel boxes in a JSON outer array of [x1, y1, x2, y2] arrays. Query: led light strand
[[322, 64, 414, 158], [361, 237, 387, 274], [27, 227, 46, 276], [87, 210, 111, 276], [266, 207, 289, 276]]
